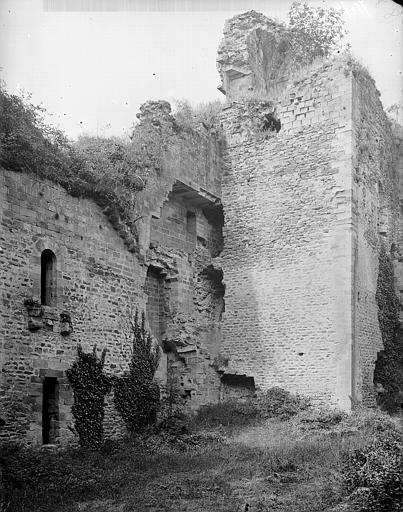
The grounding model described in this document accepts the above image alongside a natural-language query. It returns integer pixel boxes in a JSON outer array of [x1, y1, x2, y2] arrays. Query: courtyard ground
[[1, 407, 401, 512]]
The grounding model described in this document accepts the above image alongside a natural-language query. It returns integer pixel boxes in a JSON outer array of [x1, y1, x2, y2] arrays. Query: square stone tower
[[217, 11, 402, 410]]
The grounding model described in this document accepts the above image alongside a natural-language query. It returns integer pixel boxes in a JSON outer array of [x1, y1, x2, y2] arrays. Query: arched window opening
[[41, 249, 56, 306], [42, 377, 59, 444]]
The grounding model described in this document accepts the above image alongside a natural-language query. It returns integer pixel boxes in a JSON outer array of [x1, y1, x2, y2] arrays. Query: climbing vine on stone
[[114, 310, 161, 434], [66, 345, 111, 449], [374, 245, 402, 413]]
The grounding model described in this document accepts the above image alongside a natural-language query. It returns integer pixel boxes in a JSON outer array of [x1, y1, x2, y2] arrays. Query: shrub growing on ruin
[[173, 99, 223, 133], [288, 2, 347, 63], [0, 84, 152, 250], [72, 135, 147, 192], [156, 362, 192, 436], [256, 387, 311, 420], [114, 311, 161, 434], [342, 430, 402, 512], [66, 345, 112, 449], [194, 400, 260, 430], [0, 83, 73, 177]]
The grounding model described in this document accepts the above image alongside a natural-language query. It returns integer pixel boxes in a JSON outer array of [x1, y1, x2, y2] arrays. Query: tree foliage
[[0, 84, 73, 177], [0, 84, 152, 247], [114, 311, 161, 433], [157, 361, 189, 434], [288, 1, 347, 62], [71, 134, 147, 206], [343, 431, 402, 511], [173, 99, 223, 133], [66, 345, 111, 449]]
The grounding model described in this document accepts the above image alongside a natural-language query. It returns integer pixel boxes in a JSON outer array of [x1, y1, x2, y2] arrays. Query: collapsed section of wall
[[134, 101, 225, 409], [144, 181, 224, 408], [217, 10, 316, 101]]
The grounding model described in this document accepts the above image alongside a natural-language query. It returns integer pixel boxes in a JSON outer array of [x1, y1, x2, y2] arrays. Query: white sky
[[0, 0, 402, 139]]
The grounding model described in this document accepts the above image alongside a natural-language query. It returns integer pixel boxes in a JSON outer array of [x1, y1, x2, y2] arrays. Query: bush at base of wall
[[113, 311, 161, 434], [66, 345, 111, 449]]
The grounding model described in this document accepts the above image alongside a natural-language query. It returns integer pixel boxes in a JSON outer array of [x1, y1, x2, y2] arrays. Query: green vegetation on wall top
[[0, 84, 222, 250]]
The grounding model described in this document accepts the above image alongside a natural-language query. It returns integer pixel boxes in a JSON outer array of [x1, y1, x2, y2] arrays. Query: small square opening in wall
[[262, 113, 281, 133]]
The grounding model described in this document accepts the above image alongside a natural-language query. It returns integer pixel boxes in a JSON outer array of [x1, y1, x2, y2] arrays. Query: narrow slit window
[[41, 249, 56, 306]]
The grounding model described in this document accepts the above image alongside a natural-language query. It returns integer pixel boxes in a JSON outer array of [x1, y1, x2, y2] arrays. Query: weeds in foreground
[[192, 387, 311, 432], [1, 407, 400, 512]]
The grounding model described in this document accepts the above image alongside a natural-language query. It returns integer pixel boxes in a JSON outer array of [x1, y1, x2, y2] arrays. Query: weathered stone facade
[[217, 12, 402, 410], [0, 10, 402, 445], [0, 168, 142, 444], [0, 101, 224, 444]]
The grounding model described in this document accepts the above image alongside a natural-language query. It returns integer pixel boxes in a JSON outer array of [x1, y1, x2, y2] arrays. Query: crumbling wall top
[[136, 100, 174, 124], [217, 10, 294, 99]]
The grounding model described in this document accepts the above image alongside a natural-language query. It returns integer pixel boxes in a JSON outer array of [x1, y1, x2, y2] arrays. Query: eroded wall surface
[[2, 11, 402, 446], [217, 11, 296, 99], [135, 102, 225, 409], [217, 11, 402, 409], [219, 58, 355, 408], [0, 102, 224, 443], [0, 169, 142, 444], [351, 69, 402, 406]]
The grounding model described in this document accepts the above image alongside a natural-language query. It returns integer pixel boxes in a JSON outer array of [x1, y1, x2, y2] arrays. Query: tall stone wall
[[217, 11, 402, 409], [0, 101, 224, 444], [351, 67, 402, 406], [146, 188, 224, 407], [2, 10, 402, 446], [219, 58, 355, 408], [136, 103, 225, 409], [0, 168, 144, 444]]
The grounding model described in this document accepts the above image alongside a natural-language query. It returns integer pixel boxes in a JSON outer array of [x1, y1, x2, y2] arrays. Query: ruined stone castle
[[1, 11, 402, 445]]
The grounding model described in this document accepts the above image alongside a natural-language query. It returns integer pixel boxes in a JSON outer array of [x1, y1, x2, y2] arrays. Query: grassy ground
[[1, 407, 401, 512]]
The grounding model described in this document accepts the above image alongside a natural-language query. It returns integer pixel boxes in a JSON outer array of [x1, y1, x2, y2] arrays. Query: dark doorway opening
[[186, 210, 196, 241], [145, 266, 166, 341], [42, 377, 59, 444]]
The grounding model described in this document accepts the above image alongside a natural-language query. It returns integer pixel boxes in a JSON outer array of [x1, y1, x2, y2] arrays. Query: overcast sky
[[0, 0, 402, 139]]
